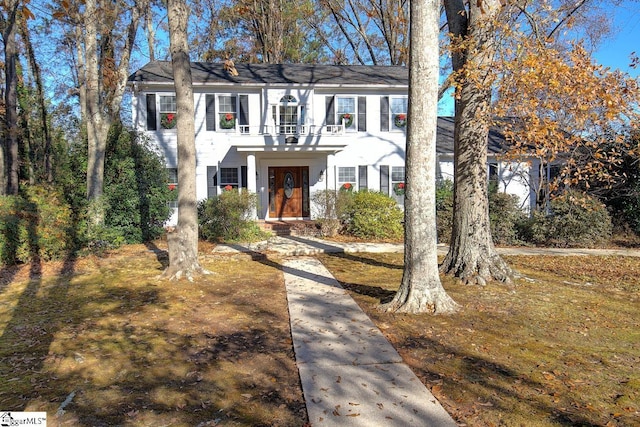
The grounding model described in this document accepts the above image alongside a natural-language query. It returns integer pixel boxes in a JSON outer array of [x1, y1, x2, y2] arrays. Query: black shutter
[[241, 166, 248, 189], [146, 94, 157, 130], [325, 96, 335, 125], [205, 95, 216, 131], [239, 95, 249, 126], [380, 96, 389, 132], [380, 165, 389, 195], [358, 96, 366, 132], [207, 166, 217, 198], [359, 165, 368, 190]]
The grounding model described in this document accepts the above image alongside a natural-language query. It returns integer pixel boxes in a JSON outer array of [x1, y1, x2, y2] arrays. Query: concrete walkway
[[214, 234, 640, 257], [212, 235, 640, 425], [283, 257, 456, 426]]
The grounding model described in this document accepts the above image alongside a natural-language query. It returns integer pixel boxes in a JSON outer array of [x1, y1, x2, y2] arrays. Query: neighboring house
[[127, 62, 537, 224]]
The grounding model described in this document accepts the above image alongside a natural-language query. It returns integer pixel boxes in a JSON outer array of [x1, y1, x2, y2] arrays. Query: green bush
[[58, 124, 173, 249], [0, 186, 74, 264], [339, 190, 403, 240], [489, 189, 526, 245], [198, 189, 269, 242], [435, 180, 454, 243], [519, 190, 612, 247], [103, 125, 172, 243]]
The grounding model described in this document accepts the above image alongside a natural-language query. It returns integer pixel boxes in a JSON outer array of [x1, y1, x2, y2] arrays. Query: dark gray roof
[[436, 116, 508, 155], [128, 61, 408, 86]]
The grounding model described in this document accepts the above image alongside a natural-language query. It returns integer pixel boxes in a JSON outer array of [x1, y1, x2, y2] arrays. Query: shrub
[[0, 186, 74, 264], [198, 189, 269, 242], [435, 180, 454, 243], [489, 189, 526, 245], [520, 190, 612, 247], [339, 190, 403, 240], [311, 190, 352, 237], [103, 125, 172, 243], [58, 124, 173, 249]]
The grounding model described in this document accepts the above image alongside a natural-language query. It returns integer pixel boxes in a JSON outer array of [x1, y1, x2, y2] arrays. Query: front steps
[[258, 220, 318, 237]]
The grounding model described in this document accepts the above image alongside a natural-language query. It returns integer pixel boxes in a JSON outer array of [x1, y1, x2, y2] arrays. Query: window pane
[[220, 167, 239, 184], [338, 167, 356, 183], [391, 166, 405, 182], [167, 168, 178, 183], [280, 106, 298, 125], [337, 97, 355, 114], [219, 96, 234, 113], [390, 97, 407, 114], [159, 95, 176, 113]]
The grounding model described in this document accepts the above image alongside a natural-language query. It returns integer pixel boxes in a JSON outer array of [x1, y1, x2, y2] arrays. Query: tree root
[[441, 253, 518, 286], [380, 286, 460, 315]]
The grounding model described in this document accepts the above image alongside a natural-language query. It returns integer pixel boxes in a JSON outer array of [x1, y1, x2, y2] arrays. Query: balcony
[[219, 124, 348, 137]]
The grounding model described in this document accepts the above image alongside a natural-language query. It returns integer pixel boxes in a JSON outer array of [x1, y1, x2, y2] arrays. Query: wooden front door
[[269, 166, 310, 218]]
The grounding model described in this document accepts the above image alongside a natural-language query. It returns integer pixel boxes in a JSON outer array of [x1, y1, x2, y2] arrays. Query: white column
[[326, 153, 335, 191], [247, 153, 258, 218]]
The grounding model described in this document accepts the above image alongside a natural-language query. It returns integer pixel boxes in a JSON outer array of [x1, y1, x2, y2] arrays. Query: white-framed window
[[338, 166, 356, 191], [218, 95, 236, 131], [273, 95, 306, 135], [390, 97, 408, 131], [336, 96, 356, 130], [391, 166, 406, 199], [220, 167, 239, 190], [159, 95, 177, 129], [167, 168, 178, 208]]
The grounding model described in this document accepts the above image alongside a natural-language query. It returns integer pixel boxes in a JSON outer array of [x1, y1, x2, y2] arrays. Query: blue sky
[[438, 3, 640, 115], [592, 1, 639, 78]]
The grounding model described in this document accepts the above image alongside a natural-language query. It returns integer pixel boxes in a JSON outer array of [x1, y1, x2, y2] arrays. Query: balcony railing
[[219, 124, 347, 136]]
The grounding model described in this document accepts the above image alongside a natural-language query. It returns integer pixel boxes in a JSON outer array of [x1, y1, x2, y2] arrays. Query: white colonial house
[[128, 62, 537, 224]]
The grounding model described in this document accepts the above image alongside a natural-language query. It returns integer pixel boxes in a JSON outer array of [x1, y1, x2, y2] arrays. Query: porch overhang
[[235, 144, 347, 154]]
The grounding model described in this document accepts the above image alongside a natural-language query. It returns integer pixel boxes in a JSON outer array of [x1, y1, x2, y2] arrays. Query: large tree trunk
[[3, 0, 20, 195], [84, 0, 108, 224], [162, 0, 208, 281], [441, 0, 515, 285], [382, 0, 458, 314]]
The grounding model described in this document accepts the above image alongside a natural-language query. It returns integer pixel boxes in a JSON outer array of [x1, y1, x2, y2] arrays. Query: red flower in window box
[[168, 184, 176, 191], [224, 185, 233, 191]]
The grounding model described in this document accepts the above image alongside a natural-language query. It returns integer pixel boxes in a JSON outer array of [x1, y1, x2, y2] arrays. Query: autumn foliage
[[495, 41, 640, 193]]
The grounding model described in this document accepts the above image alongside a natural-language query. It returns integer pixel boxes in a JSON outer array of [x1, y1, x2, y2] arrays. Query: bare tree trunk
[[162, 0, 208, 281], [0, 138, 5, 195], [3, 0, 20, 195], [21, 18, 53, 183], [382, 0, 458, 314], [440, 0, 515, 285], [145, 1, 156, 62]]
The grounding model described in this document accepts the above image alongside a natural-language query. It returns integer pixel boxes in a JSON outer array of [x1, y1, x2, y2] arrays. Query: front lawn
[[1, 243, 638, 426], [320, 253, 640, 427], [0, 244, 305, 426]]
